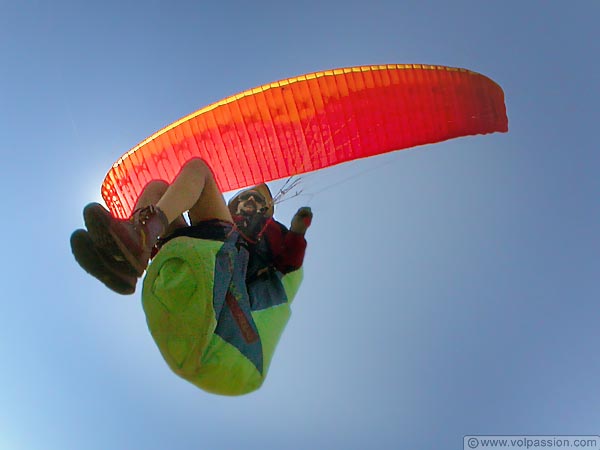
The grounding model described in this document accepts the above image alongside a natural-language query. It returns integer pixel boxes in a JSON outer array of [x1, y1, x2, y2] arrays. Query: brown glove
[[290, 207, 313, 235]]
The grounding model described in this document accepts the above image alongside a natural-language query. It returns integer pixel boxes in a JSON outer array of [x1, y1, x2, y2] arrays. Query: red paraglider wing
[[102, 64, 508, 218]]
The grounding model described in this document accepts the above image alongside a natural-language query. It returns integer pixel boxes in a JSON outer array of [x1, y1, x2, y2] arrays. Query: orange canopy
[[101, 64, 508, 218]]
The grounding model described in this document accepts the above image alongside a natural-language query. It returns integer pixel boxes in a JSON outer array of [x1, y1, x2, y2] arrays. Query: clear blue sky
[[1, 1, 599, 449]]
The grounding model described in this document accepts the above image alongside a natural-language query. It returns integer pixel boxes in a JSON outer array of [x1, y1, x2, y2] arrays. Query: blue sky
[[1, 1, 599, 449]]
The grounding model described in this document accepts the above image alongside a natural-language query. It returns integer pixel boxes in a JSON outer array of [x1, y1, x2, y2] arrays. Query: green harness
[[141, 232, 302, 395]]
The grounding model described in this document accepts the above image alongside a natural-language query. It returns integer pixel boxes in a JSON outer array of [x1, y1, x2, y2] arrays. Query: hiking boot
[[83, 203, 134, 274], [70, 229, 137, 295], [84, 203, 168, 277]]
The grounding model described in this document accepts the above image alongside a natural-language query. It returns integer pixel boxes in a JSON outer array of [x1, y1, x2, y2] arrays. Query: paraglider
[[71, 64, 507, 395], [102, 64, 507, 219]]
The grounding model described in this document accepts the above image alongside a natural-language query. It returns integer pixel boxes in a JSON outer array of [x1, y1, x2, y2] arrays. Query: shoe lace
[[132, 205, 157, 226]]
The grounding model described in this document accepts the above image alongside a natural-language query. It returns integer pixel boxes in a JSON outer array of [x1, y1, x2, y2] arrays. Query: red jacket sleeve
[[263, 219, 307, 273]]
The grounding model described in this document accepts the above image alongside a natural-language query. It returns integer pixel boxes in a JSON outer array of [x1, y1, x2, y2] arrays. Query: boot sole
[[70, 229, 136, 295], [83, 203, 145, 277]]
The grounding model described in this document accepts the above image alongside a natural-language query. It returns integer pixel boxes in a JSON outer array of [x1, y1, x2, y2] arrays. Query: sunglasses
[[238, 191, 266, 204]]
